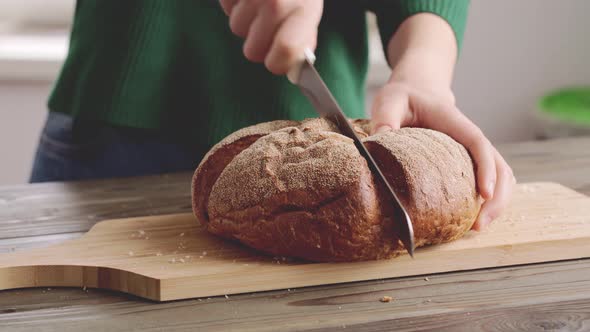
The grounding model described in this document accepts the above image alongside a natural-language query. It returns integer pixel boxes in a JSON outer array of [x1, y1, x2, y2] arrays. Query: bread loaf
[[192, 118, 481, 262]]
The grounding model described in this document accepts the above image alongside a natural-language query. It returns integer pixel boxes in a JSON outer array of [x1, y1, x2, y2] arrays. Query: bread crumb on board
[[424, 277, 430, 281], [130, 229, 149, 240], [380, 296, 394, 303]]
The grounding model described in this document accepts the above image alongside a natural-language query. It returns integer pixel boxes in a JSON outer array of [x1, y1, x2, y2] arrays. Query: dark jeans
[[30, 112, 206, 183]]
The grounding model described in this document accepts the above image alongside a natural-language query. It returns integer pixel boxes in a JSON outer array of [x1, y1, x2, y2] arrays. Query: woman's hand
[[371, 82, 515, 231], [219, 0, 323, 74], [373, 13, 515, 230]]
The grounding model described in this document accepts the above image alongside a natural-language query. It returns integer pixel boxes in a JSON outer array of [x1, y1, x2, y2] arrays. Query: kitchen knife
[[288, 49, 415, 257]]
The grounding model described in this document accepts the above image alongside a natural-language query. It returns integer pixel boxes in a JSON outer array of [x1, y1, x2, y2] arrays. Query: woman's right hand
[[220, 0, 323, 75]]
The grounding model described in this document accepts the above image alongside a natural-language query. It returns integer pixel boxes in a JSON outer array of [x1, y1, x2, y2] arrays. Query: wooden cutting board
[[0, 182, 589, 301]]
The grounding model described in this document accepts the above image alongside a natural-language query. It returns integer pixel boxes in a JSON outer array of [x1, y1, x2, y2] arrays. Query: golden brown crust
[[191, 120, 298, 225], [364, 128, 479, 247], [192, 118, 481, 262]]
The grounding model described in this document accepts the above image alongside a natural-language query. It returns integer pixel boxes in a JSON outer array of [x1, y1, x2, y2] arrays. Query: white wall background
[[0, 82, 48, 184], [454, 0, 590, 143], [1, 0, 590, 184]]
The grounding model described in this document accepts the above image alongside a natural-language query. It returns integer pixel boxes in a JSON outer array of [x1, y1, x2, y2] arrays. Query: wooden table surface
[[1, 136, 589, 332]]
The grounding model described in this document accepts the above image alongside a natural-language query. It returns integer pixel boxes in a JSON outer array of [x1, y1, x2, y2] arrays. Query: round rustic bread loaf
[[192, 118, 481, 262]]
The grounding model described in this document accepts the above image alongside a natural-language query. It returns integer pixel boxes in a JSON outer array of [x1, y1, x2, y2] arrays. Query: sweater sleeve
[[367, 0, 470, 59]]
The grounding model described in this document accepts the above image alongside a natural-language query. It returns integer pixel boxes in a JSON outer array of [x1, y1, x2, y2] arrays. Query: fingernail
[[375, 126, 392, 135], [486, 181, 495, 199], [479, 215, 492, 230]]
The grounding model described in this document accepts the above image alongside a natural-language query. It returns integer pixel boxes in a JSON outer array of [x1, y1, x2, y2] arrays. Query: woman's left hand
[[370, 79, 515, 231]]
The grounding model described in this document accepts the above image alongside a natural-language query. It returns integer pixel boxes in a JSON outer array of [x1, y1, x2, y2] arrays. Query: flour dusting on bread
[[192, 118, 481, 262]]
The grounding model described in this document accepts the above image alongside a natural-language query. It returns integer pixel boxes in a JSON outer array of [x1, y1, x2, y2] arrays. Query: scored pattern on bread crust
[[365, 128, 479, 248], [192, 118, 481, 262], [191, 120, 298, 225]]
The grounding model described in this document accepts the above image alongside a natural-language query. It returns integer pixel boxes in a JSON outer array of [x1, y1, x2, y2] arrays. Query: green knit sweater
[[49, 0, 468, 146]]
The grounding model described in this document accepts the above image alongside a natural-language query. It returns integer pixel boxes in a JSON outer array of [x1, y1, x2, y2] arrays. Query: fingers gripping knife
[[287, 49, 415, 257]]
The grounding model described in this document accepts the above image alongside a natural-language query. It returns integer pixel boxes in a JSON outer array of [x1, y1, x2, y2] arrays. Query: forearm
[[386, 13, 458, 94], [371, 4, 512, 230]]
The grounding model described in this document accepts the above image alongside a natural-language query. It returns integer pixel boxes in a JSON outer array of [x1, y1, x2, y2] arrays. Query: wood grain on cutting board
[[0, 182, 588, 301]]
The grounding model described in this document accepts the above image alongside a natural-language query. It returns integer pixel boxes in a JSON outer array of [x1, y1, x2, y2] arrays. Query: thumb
[[370, 88, 413, 135]]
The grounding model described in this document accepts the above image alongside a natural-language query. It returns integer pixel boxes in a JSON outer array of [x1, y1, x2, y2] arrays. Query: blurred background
[[1, 0, 589, 185]]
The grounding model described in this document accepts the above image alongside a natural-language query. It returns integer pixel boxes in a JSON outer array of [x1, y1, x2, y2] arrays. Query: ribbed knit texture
[[49, 0, 468, 147], [370, 0, 470, 57]]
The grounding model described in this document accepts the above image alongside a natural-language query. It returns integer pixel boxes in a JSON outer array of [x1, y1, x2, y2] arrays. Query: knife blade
[[288, 49, 415, 257]]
